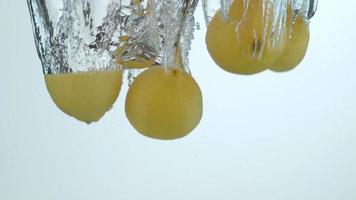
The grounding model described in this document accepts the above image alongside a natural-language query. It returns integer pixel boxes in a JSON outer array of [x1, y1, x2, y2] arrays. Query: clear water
[[27, 0, 198, 75]]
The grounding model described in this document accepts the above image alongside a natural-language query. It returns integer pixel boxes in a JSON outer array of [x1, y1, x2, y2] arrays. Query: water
[[28, 0, 121, 74], [136, 0, 198, 70], [28, 0, 317, 76], [27, 0, 198, 76]]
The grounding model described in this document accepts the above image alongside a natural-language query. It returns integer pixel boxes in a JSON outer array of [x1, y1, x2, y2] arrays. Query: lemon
[[125, 66, 203, 140], [45, 70, 123, 123], [270, 13, 310, 72], [206, 0, 287, 75]]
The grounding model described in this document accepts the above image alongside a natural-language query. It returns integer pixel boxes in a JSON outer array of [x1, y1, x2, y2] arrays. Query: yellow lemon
[[45, 70, 123, 123], [125, 66, 203, 140], [206, 0, 287, 75], [270, 12, 310, 72]]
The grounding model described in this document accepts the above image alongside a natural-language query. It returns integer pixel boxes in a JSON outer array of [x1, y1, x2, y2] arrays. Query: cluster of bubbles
[[27, 0, 198, 75]]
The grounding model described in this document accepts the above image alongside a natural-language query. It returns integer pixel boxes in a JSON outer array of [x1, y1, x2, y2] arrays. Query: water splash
[[126, 0, 199, 84], [28, 0, 199, 84], [28, 0, 128, 74]]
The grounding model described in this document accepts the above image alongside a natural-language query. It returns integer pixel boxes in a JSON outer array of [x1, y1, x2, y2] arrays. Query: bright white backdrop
[[1, 1, 356, 200]]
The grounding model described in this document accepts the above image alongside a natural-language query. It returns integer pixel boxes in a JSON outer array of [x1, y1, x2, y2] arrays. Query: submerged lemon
[[125, 66, 203, 140], [115, 44, 156, 69], [206, 0, 287, 75], [45, 70, 123, 123], [270, 13, 310, 72]]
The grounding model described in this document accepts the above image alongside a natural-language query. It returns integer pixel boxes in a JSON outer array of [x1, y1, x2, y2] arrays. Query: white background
[[1, 1, 356, 199]]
